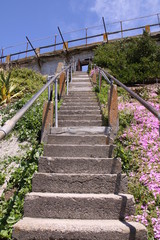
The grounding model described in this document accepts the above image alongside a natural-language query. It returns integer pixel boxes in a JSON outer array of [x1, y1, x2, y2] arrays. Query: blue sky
[[0, 0, 160, 57]]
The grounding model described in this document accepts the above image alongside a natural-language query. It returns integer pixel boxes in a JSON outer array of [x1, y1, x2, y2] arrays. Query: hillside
[[0, 68, 46, 239]]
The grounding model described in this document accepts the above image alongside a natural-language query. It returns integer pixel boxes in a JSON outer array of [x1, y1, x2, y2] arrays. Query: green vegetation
[[0, 68, 47, 239], [92, 67, 160, 239], [0, 68, 46, 104], [0, 145, 43, 239], [93, 32, 160, 84]]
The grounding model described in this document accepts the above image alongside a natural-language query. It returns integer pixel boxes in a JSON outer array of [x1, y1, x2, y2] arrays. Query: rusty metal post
[[145, 25, 151, 34], [5, 55, 11, 64], [41, 100, 54, 143], [26, 36, 41, 68], [120, 21, 123, 38], [58, 27, 68, 52], [54, 34, 57, 51], [85, 27, 88, 45], [102, 17, 108, 43], [26, 42, 28, 58], [47, 76, 53, 101], [77, 59, 81, 71], [59, 72, 66, 98], [108, 84, 119, 135], [157, 14, 160, 27], [0, 48, 3, 63]]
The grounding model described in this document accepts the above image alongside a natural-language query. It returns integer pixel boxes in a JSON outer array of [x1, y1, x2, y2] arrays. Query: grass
[[0, 68, 50, 239]]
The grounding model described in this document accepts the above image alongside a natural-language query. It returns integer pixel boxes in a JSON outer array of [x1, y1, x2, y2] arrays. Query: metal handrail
[[0, 64, 72, 140], [95, 66, 160, 134], [0, 23, 159, 62]]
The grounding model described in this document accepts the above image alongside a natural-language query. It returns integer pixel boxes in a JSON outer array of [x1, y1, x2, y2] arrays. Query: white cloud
[[91, 0, 160, 22]]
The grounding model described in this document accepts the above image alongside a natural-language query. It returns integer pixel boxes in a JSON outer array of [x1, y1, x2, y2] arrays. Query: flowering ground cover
[[117, 85, 160, 239]]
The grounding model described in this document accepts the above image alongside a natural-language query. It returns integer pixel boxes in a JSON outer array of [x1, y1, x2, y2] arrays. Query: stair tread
[[40, 156, 115, 160], [38, 156, 121, 174], [51, 126, 111, 135], [26, 192, 133, 199], [13, 217, 147, 234], [34, 172, 124, 175]]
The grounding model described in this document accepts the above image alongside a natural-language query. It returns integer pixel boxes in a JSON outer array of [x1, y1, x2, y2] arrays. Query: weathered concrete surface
[[69, 87, 93, 92], [3, 42, 98, 75], [59, 114, 102, 120], [47, 134, 107, 145], [63, 97, 98, 102], [70, 82, 91, 85], [58, 110, 101, 115], [51, 126, 111, 135], [58, 120, 102, 127], [43, 144, 115, 158], [61, 102, 99, 106], [12, 218, 147, 240], [60, 106, 100, 110], [24, 193, 135, 219], [38, 157, 121, 174], [12, 71, 147, 239], [32, 173, 128, 194]]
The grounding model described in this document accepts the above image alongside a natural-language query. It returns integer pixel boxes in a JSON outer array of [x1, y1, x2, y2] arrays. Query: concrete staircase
[[12, 72, 147, 239]]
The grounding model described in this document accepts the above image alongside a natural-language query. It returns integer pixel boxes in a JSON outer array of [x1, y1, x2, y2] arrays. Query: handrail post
[[55, 78, 58, 128], [108, 83, 119, 137], [71, 66, 72, 82], [67, 68, 69, 95], [99, 70, 101, 92], [47, 76, 51, 101]]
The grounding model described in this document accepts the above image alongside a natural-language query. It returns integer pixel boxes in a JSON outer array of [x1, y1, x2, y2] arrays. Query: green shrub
[[93, 32, 160, 85], [10, 68, 46, 94]]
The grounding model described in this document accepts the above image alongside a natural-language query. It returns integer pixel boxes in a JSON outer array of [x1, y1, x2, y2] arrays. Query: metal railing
[[94, 65, 160, 135], [0, 12, 160, 63], [0, 63, 73, 140]]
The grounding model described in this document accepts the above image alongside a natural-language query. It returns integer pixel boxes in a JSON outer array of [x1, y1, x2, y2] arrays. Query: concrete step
[[70, 82, 91, 85], [68, 91, 95, 95], [58, 114, 102, 121], [38, 157, 121, 174], [43, 144, 114, 158], [64, 94, 97, 98], [51, 126, 111, 135], [24, 193, 135, 219], [64, 98, 98, 103], [70, 84, 91, 88], [72, 76, 90, 78], [60, 106, 100, 111], [58, 120, 102, 127], [12, 218, 147, 240], [73, 71, 88, 75], [69, 87, 92, 92], [32, 173, 128, 194], [72, 74, 89, 77], [65, 94, 97, 98], [72, 79, 90, 82], [58, 110, 101, 115], [61, 102, 99, 107], [47, 134, 107, 145]]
